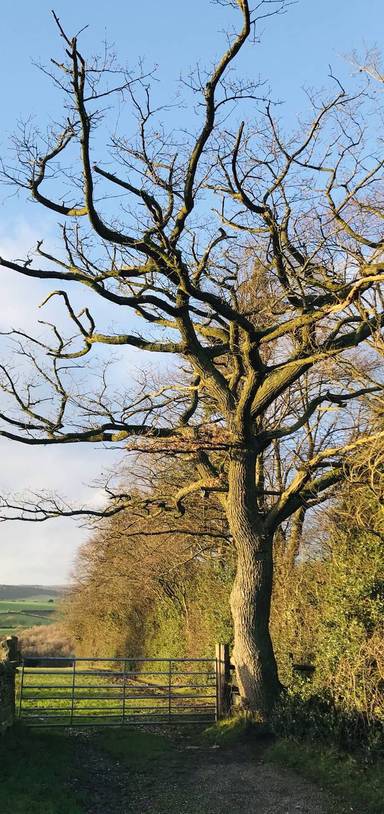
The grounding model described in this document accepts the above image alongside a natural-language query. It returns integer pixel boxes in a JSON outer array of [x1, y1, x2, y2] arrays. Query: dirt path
[[69, 729, 333, 814]]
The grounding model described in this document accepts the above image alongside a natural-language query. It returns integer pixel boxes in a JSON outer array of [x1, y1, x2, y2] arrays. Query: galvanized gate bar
[[17, 654, 219, 727]]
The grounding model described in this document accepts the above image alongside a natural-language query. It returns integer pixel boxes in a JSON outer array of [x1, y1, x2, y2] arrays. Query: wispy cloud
[[0, 218, 177, 583], [0, 221, 120, 584]]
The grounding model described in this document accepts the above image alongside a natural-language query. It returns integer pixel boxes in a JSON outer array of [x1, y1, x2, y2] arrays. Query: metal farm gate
[[17, 652, 225, 727]]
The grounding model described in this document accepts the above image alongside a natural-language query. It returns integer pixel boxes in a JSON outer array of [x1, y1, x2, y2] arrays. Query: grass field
[[0, 598, 57, 638]]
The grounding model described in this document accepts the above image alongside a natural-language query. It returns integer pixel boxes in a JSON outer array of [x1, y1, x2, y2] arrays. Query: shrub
[[19, 624, 75, 658]]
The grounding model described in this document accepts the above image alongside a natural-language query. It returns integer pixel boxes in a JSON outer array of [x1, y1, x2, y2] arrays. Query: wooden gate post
[[215, 643, 231, 720]]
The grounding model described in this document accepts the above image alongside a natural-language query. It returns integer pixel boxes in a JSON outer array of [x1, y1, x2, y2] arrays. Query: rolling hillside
[[0, 585, 66, 638], [0, 585, 65, 601]]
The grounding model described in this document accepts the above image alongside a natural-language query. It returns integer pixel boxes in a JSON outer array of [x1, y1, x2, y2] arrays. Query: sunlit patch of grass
[[203, 715, 250, 744], [203, 714, 274, 748]]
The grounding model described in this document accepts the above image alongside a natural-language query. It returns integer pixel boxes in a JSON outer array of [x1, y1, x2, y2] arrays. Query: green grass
[[0, 726, 84, 814], [0, 598, 57, 637], [203, 715, 273, 745], [0, 599, 56, 611], [266, 739, 384, 814]]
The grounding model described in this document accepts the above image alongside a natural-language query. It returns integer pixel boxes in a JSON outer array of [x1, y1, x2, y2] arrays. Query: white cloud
[[0, 218, 177, 584], [0, 519, 88, 585], [0, 221, 121, 584], [0, 437, 119, 584]]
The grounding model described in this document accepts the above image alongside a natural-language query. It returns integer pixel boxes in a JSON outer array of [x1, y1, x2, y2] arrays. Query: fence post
[[168, 659, 172, 722], [70, 658, 76, 726], [122, 658, 127, 726], [215, 643, 231, 720], [0, 636, 20, 733]]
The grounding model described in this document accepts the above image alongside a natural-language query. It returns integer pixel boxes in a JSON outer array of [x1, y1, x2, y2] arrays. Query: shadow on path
[[69, 727, 332, 814]]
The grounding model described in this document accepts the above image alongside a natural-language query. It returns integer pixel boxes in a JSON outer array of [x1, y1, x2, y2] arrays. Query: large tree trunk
[[226, 448, 281, 720]]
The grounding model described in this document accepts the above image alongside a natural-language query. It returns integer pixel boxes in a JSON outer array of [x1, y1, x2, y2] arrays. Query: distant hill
[[0, 585, 67, 601]]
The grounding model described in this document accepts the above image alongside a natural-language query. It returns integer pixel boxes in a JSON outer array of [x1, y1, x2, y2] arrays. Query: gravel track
[[69, 729, 333, 814]]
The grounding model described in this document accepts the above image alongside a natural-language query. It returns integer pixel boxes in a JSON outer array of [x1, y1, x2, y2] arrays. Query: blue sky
[[2, 1, 383, 132], [0, 0, 383, 584]]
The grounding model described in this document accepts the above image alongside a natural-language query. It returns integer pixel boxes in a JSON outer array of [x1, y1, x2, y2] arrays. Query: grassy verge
[[202, 715, 272, 747], [0, 726, 84, 814], [266, 739, 384, 814]]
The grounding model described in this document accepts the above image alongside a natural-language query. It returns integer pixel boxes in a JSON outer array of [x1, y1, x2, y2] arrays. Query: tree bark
[[285, 506, 305, 570], [227, 448, 281, 720]]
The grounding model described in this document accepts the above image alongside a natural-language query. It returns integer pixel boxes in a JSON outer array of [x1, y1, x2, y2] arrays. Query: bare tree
[[1, 0, 384, 718]]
